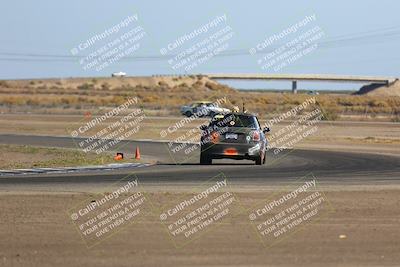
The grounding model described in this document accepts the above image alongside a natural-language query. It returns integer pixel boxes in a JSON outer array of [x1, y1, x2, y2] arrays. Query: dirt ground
[[0, 144, 125, 169], [0, 114, 399, 156], [0, 187, 399, 267]]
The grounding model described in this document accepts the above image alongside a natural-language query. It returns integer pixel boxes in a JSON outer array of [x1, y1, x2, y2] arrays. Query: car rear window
[[211, 114, 259, 129]]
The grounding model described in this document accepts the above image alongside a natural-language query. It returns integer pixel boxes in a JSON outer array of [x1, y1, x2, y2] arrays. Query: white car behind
[[181, 101, 230, 117], [111, 72, 126, 77]]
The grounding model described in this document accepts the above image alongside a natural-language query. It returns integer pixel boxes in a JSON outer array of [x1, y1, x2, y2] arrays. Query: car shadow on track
[[158, 163, 256, 166]]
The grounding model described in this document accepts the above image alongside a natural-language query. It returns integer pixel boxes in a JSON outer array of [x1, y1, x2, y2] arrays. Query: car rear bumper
[[201, 142, 262, 160]]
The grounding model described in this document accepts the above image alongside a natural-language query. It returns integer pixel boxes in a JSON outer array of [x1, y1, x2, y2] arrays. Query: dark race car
[[199, 113, 270, 165]]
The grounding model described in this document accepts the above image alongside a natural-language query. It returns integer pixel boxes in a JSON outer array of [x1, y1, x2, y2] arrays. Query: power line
[[0, 26, 399, 62]]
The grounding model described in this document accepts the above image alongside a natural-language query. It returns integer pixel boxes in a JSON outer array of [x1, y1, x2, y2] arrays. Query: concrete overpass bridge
[[206, 73, 397, 93]]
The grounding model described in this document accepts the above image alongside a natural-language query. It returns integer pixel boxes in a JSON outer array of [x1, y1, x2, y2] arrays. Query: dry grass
[[0, 76, 399, 120], [0, 144, 138, 169]]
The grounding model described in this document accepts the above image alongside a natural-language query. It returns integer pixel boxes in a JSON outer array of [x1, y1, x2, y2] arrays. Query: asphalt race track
[[0, 134, 399, 190]]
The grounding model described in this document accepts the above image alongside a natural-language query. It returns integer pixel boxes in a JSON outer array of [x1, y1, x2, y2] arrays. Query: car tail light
[[224, 148, 238, 155], [211, 131, 220, 143], [252, 131, 260, 142]]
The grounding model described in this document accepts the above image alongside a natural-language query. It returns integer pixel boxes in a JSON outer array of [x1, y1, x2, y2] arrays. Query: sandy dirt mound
[[1, 75, 233, 93], [356, 79, 400, 97]]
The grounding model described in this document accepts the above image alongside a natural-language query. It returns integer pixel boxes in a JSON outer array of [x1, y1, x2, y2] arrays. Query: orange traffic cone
[[84, 111, 92, 120], [135, 147, 141, 160], [114, 153, 123, 161]]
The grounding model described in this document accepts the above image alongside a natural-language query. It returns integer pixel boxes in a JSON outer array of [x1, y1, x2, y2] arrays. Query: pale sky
[[1, 0, 399, 90]]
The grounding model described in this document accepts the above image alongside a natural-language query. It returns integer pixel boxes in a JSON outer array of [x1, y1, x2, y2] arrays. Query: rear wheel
[[255, 151, 264, 165], [262, 150, 266, 164], [200, 153, 212, 165], [185, 111, 192, 117]]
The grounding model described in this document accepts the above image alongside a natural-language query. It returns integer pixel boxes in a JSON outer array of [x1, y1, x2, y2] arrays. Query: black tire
[[262, 150, 266, 164], [185, 111, 192, 117], [200, 153, 212, 165], [255, 151, 264, 165]]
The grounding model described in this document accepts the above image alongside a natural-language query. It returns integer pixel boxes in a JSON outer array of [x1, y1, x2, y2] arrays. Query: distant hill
[[1, 75, 399, 118], [0, 75, 234, 94], [355, 79, 400, 97]]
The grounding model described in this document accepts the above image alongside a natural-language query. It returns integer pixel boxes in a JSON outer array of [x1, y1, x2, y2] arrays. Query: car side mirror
[[200, 125, 208, 131], [263, 127, 270, 133]]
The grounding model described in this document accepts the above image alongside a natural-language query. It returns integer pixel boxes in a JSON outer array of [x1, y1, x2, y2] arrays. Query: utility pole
[[292, 80, 297, 94]]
